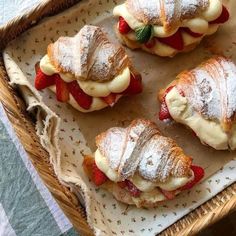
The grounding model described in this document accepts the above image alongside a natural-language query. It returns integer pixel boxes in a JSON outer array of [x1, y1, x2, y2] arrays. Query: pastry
[[158, 56, 236, 150], [83, 119, 204, 208], [113, 0, 229, 57], [34, 25, 142, 112]]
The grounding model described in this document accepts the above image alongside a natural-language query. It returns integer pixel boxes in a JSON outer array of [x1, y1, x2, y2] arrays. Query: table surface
[[0, 1, 235, 236]]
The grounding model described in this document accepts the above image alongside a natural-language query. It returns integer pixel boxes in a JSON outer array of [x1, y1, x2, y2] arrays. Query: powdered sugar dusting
[[219, 59, 236, 119], [49, 25, 130, 81], [118, 119, 159, 179], [97, 119, 191, 182], [138, 135, 172, 181], [180, 57, 236, 122], [126, 0, 209, 26], [191, 69, 221, 119], [97, 127, 126, 170], [126, 0, 161, 24], [164, 0, 209, 23]]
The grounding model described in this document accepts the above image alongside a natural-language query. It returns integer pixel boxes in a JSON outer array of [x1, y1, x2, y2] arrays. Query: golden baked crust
[[95, 119, 192, 182], [125, 0, 209, 32], [158, 56, 236, 132], [47, 25, 131, 82]]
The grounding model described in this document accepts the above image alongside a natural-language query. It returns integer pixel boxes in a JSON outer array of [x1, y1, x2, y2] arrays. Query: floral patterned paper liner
[[3, 0, 236, 235]]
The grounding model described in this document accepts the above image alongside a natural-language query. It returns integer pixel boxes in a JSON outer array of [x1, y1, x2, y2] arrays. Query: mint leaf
[[135, 25, 153, 44]]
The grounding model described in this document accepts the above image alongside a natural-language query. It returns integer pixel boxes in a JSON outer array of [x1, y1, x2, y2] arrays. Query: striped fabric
[[0, 104, 78, 236]]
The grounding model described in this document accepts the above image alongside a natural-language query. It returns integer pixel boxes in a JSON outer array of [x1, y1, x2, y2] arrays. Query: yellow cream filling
[[165, 87, 236, 150], [113, 0, 222, 37], [114, 0, 223, 56], [95, 149, 193, 191], [40, 55, 131, 98]]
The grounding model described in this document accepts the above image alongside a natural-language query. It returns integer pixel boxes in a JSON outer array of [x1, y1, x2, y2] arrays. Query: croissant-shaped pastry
[[158, 56, 236, 150], [113, 0, 229, 57], [34, 25, 142, 112], [83, 119, 204, 208]]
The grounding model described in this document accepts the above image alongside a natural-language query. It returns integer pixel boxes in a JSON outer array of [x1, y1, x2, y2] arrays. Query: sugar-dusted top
[[47, 25, 131, 82], [176, 57, 236, 129], [96, 119, 192, 182], [126, 0, 209, 28]]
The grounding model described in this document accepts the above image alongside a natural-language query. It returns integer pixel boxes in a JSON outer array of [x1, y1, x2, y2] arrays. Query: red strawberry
[[180, 165, 205, 191], [102, 93, 117, 107], [35, 69, 56, 90], [182, 27, 203, 38], [157, 30, 184, 51], [123, 73, 143, 95], [55, 75, 69, 102], [160, 189, 176, 200], [209, 6, 229, 24], [159, 86, 185, 121], [68, 81, 92, 110], [159, 86, 175, 121], [159, 102, 171, 121], [119, 16, 131, 34], [125, 180, 141, 197], [92, 163, 108, 186], [145, 38, 156, 48], [163, 86, 175, 98]]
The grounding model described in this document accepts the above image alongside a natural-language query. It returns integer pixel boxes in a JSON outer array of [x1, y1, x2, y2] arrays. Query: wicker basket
[[0, 1, 235, 235]]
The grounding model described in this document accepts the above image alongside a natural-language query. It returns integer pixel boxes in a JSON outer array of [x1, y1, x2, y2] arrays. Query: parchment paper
[[3, 0, 236, 235]]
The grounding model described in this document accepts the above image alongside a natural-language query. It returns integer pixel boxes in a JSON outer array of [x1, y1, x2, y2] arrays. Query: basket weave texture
[[0, 1, 235, 235]]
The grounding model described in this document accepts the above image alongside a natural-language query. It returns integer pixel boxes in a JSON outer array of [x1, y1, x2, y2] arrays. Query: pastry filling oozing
[[34, 55, 142, 111], [159, 86, 185, 121], [113, 2, 229, 56], [83, 150, 204, 201], [161, 87, 236, 150]]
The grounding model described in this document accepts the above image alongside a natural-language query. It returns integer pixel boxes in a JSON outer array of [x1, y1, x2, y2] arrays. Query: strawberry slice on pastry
[[113, 1, 229, 57], [34, 25, 142, 112], [158, 57, 236, 150], [83, 119, 204, 208]]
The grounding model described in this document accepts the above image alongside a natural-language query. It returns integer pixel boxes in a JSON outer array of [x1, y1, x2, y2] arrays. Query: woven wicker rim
[[0, 1, 235, 235]]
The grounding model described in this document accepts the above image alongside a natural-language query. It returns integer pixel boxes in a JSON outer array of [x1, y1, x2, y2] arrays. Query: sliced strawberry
[[180, 165, 205, 191], [182, 27, 203, 38], [102, 93, 117, 107], [35, 69, 56, 90], [157, 30, 184, 51], [162, 86, 175, 98], [55, 75, 69, 102], [119, 16, 131, 34], [92, 163, 108, 186], [209, 6, 229, 24], [160, 189, 176, 200], [159, 86, 175, 121], [125, 180, 141, 197], [159, 86, 185, 121], [68, 81, 92, 110], [159, 102, 172, 121], [145, 38, 156, 48], [123, 73, 143, 95]]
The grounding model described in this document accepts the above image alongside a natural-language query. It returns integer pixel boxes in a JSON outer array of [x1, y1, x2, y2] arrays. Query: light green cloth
[[0, 104, 78, 236]]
